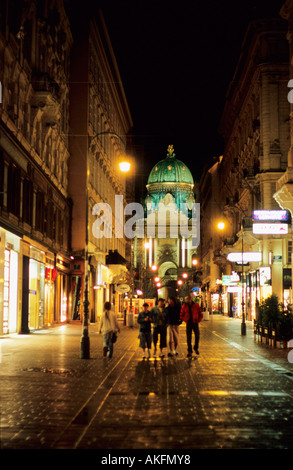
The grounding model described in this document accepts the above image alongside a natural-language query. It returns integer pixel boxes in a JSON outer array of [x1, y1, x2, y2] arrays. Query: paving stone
[[0, 316, 293, 449]]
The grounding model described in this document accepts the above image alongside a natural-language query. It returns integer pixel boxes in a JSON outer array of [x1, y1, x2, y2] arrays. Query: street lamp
[[217, 221, 225, 231], [119, 161, 131, 172], [240, 219, 246, 336], [81, 130, 130, 359]]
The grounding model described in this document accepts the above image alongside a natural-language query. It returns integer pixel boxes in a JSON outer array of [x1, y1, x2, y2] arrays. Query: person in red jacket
[[180, 294, 203, 357]]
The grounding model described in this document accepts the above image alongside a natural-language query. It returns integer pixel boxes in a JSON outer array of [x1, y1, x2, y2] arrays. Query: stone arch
[[158, 261, 178, 300]]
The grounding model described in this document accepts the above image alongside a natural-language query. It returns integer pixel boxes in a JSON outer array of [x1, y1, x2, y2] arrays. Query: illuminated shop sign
[[253, 210, 288, 221], [227, 252, 262, 263], [259, 267, 271, 286], [222, 272, 240, 285], [252, 223, 288, 235], [45, 267, 57, 281], [227, 286, 242, 293]]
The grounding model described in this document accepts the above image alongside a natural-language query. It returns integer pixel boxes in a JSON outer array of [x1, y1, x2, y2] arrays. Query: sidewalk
[[1, 314, 293, 450]]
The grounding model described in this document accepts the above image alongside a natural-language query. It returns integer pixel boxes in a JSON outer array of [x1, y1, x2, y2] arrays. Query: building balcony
[[31, 72, 61, 125]]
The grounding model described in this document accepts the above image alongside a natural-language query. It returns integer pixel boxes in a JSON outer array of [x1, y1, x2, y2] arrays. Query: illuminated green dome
[[145, 145, 195, 211], [148, 146, 194, 185]]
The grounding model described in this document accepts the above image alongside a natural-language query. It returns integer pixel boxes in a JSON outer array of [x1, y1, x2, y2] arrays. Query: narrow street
[[1, 315, 292, 452]]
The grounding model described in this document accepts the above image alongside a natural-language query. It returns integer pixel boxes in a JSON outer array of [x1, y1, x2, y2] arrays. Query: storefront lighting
[[252, 223, 288, 235], [227, 252, 262, 263], [227, 286, 242, 293], [253, 210, 288, 221]]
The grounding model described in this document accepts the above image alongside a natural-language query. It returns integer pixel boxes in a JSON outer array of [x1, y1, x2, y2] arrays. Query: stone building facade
[[133, 145, 199, 304], [200, 17, 292, 319], [0, 0, 73, 334], [68, 9, 133, 322]]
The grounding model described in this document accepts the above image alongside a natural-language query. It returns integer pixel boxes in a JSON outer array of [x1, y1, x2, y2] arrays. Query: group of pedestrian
[[137, 295, 203, 359], [99, 294, 203, 360]]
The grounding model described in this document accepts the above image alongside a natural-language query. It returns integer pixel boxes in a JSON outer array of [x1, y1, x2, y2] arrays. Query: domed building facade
[[133, 145, 200, 301], [145, 144, 195, 211]]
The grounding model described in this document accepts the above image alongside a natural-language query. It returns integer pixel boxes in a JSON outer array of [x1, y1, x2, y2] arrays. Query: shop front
[[21, 237, 57, 332], [56, 256, 71, 323], [0, 228, 21, 335], [28, 246, 45, 330]]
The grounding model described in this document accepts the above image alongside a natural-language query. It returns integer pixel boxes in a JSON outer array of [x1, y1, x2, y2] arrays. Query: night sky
[[74, 0, 285, 182]]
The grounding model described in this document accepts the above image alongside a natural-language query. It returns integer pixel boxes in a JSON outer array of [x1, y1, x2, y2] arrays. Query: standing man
[[150, 298, 167, 358], [180, 295, 203, 358], [137, 303, 152, 359]]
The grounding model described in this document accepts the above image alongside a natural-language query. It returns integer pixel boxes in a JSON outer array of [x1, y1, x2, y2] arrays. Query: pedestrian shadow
[[127, 356, 196, 403], [131, 355, 192, 379]]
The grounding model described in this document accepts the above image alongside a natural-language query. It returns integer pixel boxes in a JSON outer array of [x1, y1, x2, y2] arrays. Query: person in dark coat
[[150, 298, 167, 358], [137, 303, 152, 359], [165, 296, 181, 356]]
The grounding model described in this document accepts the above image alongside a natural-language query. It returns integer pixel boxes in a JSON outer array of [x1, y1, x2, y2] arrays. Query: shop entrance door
[[3, 249, 18, 334]]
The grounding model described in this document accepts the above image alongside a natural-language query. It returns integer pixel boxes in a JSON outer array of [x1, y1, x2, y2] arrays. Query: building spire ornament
[[167, 144, 175, 158]]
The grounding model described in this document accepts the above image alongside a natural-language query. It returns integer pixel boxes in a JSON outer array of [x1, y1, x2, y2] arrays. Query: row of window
[[0, 151, 69, 249]]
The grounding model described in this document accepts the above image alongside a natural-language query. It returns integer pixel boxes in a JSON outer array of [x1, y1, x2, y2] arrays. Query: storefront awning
[[106, 249, 128, 266]]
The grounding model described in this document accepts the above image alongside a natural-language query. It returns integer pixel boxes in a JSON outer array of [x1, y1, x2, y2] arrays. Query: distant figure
[[150, 298, 168, 358], [99, 301, 120, 358], [166, 296, 181, 356], [180, 295, 203, 358], [137, 303, 152, 359]]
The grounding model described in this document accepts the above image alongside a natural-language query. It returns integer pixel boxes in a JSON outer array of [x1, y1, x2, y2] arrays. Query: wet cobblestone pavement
[[1, 315, 293, 451]]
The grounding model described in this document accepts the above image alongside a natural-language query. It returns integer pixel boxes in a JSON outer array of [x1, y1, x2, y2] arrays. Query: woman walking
[[99, 301, 120, 358]]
